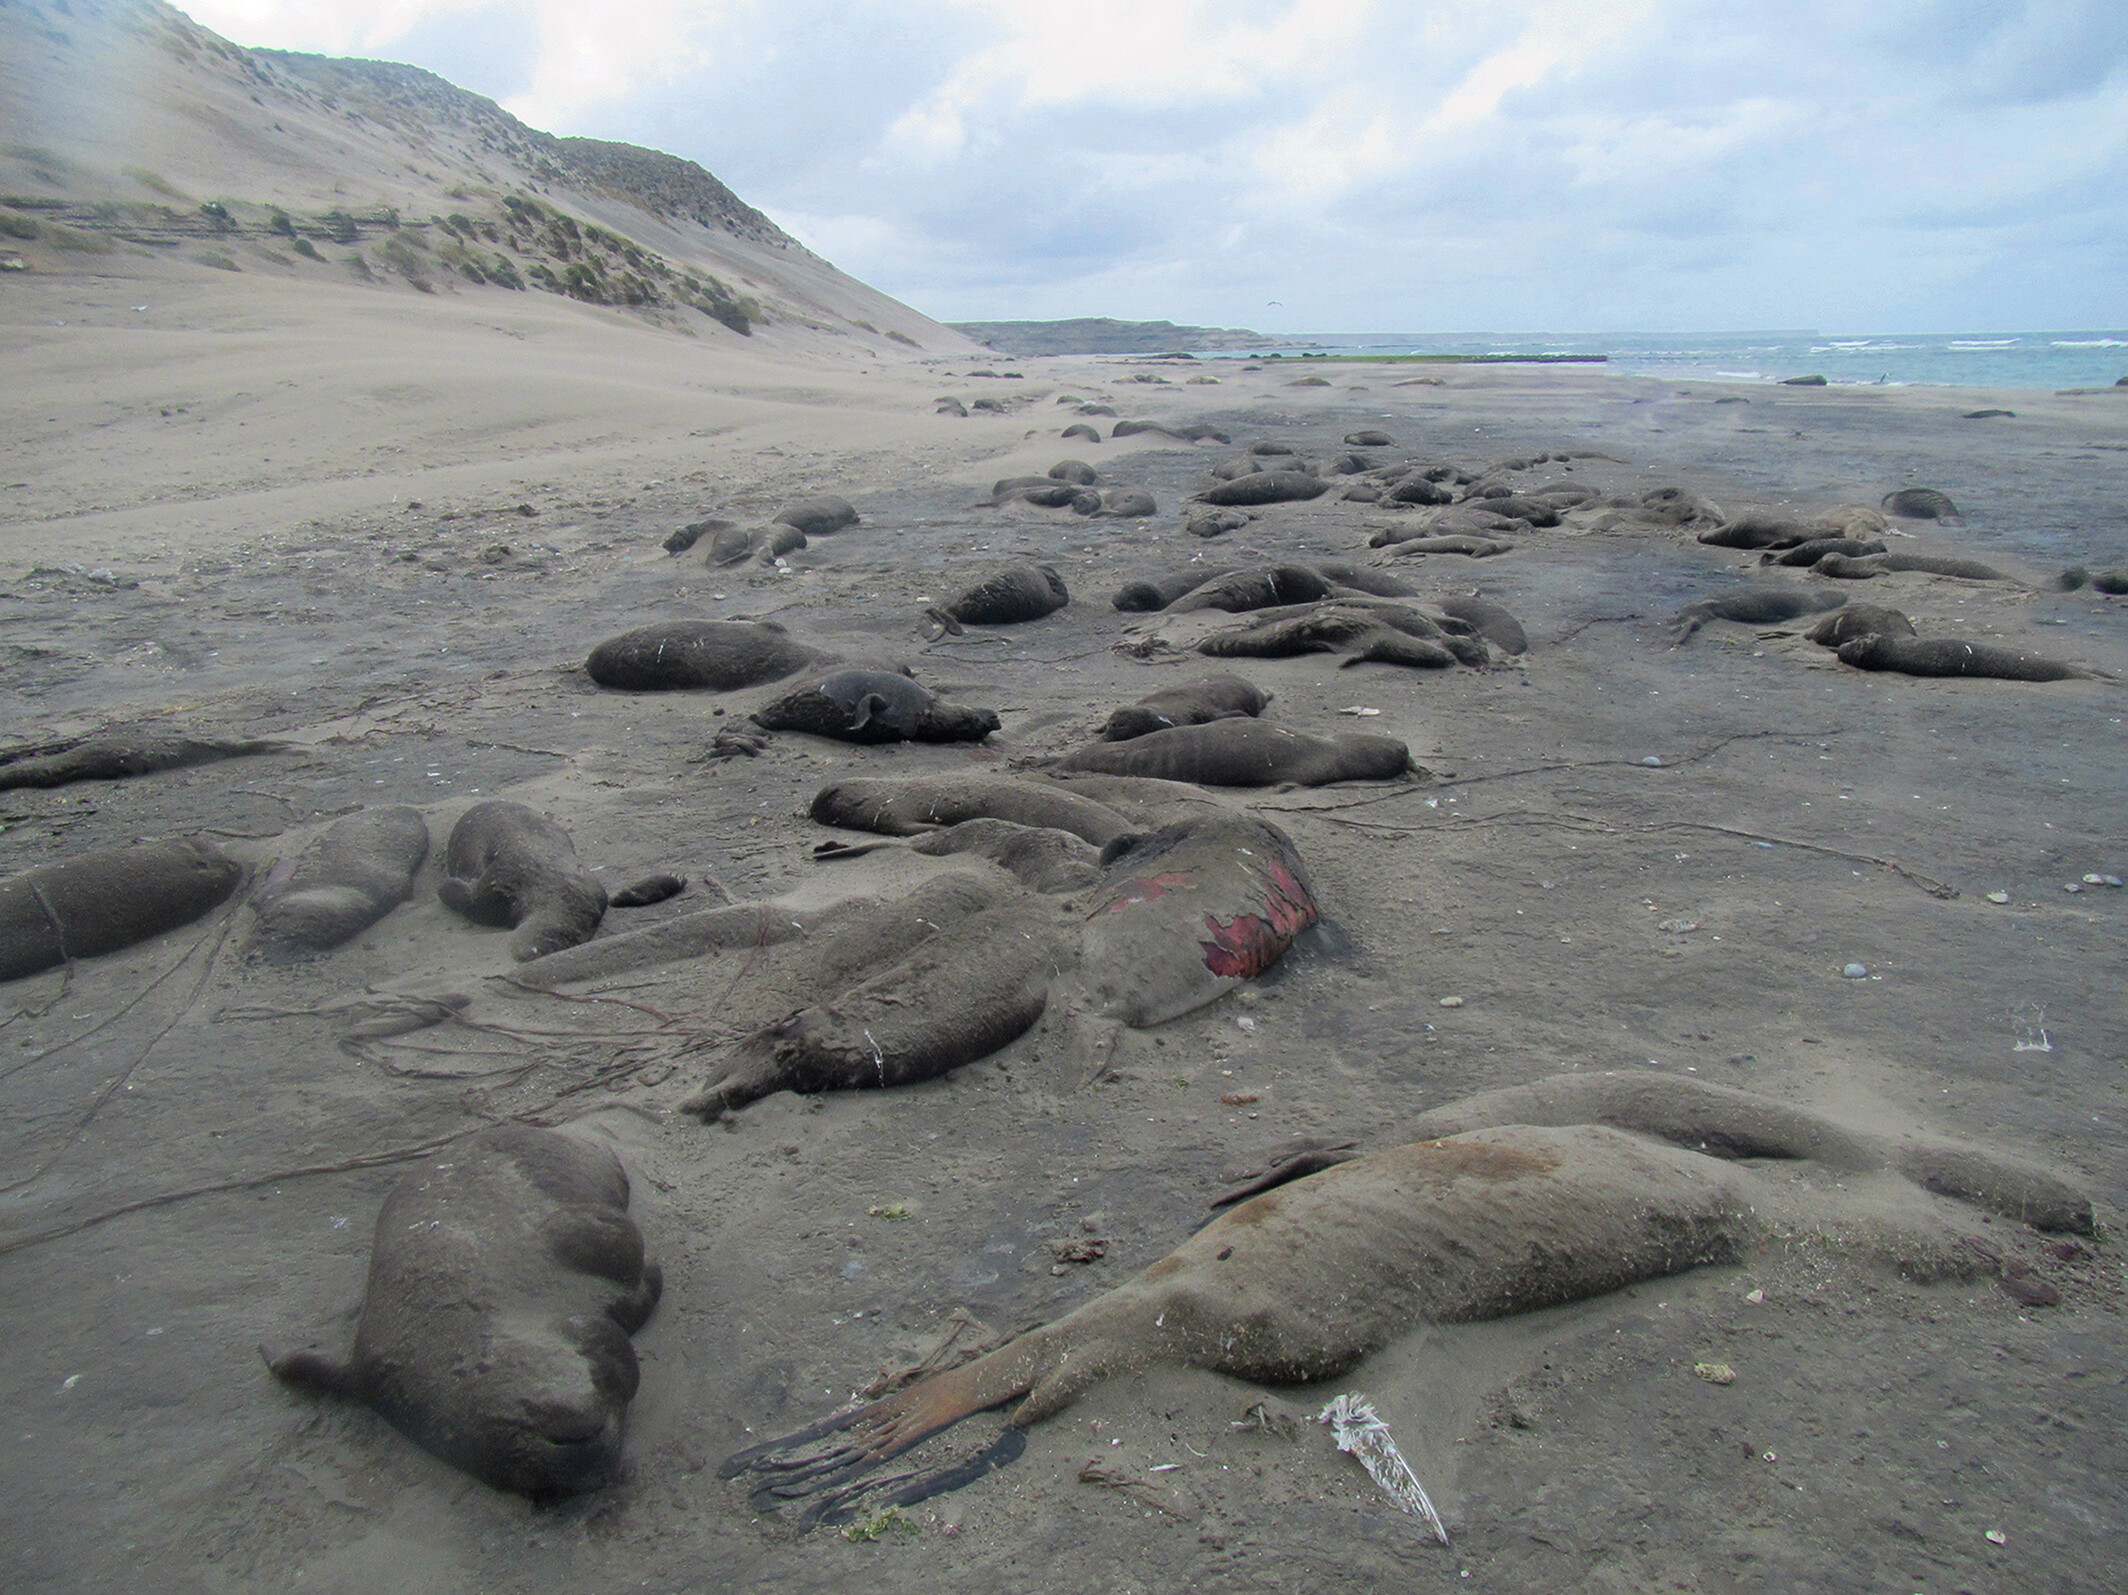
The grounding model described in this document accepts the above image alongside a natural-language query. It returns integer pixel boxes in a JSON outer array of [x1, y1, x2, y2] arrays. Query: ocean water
[[1207, 331, 2128, 392]]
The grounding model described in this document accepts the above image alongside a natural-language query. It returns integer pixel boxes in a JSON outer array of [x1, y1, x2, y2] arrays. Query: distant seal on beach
[[1111, 420, 1186, 440], [586, 620, 827, 691], [1056, 720, 1413, 786], [1671, 586, 1846, 641], [1312, 561, 1418, 597], [1167, 565, 1334, 613], [1200, 472, 1327, 507], [1344, 430, 1394, 447], [1376, 534, 1516, 558], [1834, 635, 2100, 681], [2, 837, 243, 983], [663, 518, 732, 555], [1437, 595, 1529, 654], [1061, 423, 1101, 442], [941, 563, 1069, 625], [1806, 604, 1916, 648], [773, 495, 860, 536], [264, 1125, 661, 1500], [1102, 675, 1272, 740], [1049, 460, 1098, 484], [437, 801, 608, 961], [253, 807, 428, 954], [1380, 473, 1454, 505], [1183, 506, 1251, 539], [1088, 487, 1155, 518], [705, 524, 806, 566], [1198, 607, 1462, 670], [1112, 565, 1239, 611], [1697, 513, 1816, 550], [1761, 537, 1887, 566], [752, 670, 999, 744], [1815, 552, 2012, 582], [1881, 488, 1962, 522], [811, 774, 1138, 848], [2059, 567, 2128, 594], [0, 734, 289, 792]]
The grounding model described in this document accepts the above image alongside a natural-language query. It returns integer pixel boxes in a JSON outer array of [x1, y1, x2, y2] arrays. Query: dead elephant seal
[[1760, 537, 1887, 566], [0, 734, 290, 792], [1815, 552, 2012, 582], [1835, 635, 2101, 682], [1112, 565, 1238, 612], [586, 620, 827, 691], [438, 801, 609, 961], [723, 1124, 1759, 1523], [1080, 815, 1319, 1025], [1166, 565, 1334, 613], [1671, 586, 1845, 641], [773, 495, 860, 536], [753, 671, 999, 744], [1056, 720, 1413, 786], [811, 775, 1137, 848], [264, 1125, 661, 1500], [2, 836, 243, 983], [1881, 487, 1962, 522], [1102, 675, 1272, 740], [941, 563, 1069, 626], [680, 897, 1069, 1121], [1806, 604, 1916, 647], [1199, 472, 1327, 506], [253, 807, 429, 954]]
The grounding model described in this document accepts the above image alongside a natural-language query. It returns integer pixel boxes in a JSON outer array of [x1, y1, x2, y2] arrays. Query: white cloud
[[178, 0, 2128, 330]]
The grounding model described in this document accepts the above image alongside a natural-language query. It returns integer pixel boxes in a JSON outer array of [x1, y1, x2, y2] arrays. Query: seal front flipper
[[261, 1343, 353, 1395]]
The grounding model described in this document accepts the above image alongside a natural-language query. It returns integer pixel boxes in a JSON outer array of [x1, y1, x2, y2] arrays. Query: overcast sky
[[184, 1, 2128, 334]]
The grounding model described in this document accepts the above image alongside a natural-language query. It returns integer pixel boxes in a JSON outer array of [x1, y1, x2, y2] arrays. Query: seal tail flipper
[[261, 1343, 352, 1395], [848, 694, 887, 731]]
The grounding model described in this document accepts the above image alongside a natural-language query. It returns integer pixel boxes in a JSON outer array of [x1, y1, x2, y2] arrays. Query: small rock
[[1641, 756, 1663, 767], [1438, 996, 1464, 1008], [1985, 1529, 2007, 1546], [1694, 1361, 1737, 1385], [1841, 962, 1869, 979], [2064, 882, 2083, 893], [1985, 890, 2010, 904], [1743, 1288, 1766, 1305], [2104, 875, 2125, 888]]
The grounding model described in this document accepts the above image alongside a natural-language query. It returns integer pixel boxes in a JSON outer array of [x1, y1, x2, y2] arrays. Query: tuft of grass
[[292, 237, 321, 260], [192, 251, 240, 271], [123, 167, 189, 200], [0, 210, 37, 240], [41, 222, 113, 254], [887, 329, 918, 347]]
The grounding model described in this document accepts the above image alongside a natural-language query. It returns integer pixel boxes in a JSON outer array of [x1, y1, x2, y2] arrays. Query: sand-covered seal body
[[811, 775, 1137, 847], [945, 564, 1069, 625], [1057, 720, 1413, 786], [1671, 586, 1845, 640], [1376, 534, 1516, 558], [1080, 815, 1319, 1025], [682, 899, 1068, 1120], [1835, 636, 2095, 681], [1197, 607, 1466, 670], [438, 801, 608, 961], [1818, 552, 2012, 582], [906, 819, 1104, 893], [773, 496, 859, 536], [705, 525, 806, 566], [1166, 565, 1334, 614], [753, 671, 998, 744], [586, 621, 826, 692], [0, 735, 289, 792], [264, 1126, 661, 1500], [1761, 537, 1887, 566], [253, 807, 428, 954], [1, 837, 243, 983], [1698, 513, 1815, 550], [1311, 562, 1418, 598], [1807, 604, 1915, 647], [1112, 566, 1237, 612], [1436, 596, 1529, 654], [1102, 675, 1272, 740], [1200, 472, 1327, 507], [1881, 488, 1961, 522]]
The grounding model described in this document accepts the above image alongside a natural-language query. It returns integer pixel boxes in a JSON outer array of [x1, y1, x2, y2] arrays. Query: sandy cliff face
[[0, 0, 961, 349]]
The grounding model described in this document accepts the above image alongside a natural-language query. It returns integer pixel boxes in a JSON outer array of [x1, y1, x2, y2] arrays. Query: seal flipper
[[848, 693, 888, 731], [261, 1342, 353, 1395]]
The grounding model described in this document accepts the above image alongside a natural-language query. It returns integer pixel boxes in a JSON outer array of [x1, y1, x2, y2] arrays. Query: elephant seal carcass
[[2, 837, 243, 983], [437, 801, 608, 961], [253, 807, 429, 954], [753, 671, 999, 744], [263, 1125, 661, 1500]]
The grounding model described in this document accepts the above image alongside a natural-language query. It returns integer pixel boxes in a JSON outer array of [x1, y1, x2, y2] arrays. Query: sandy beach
[[5, 247, 2126, 1592], [5, 4, 2128, 1589]]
